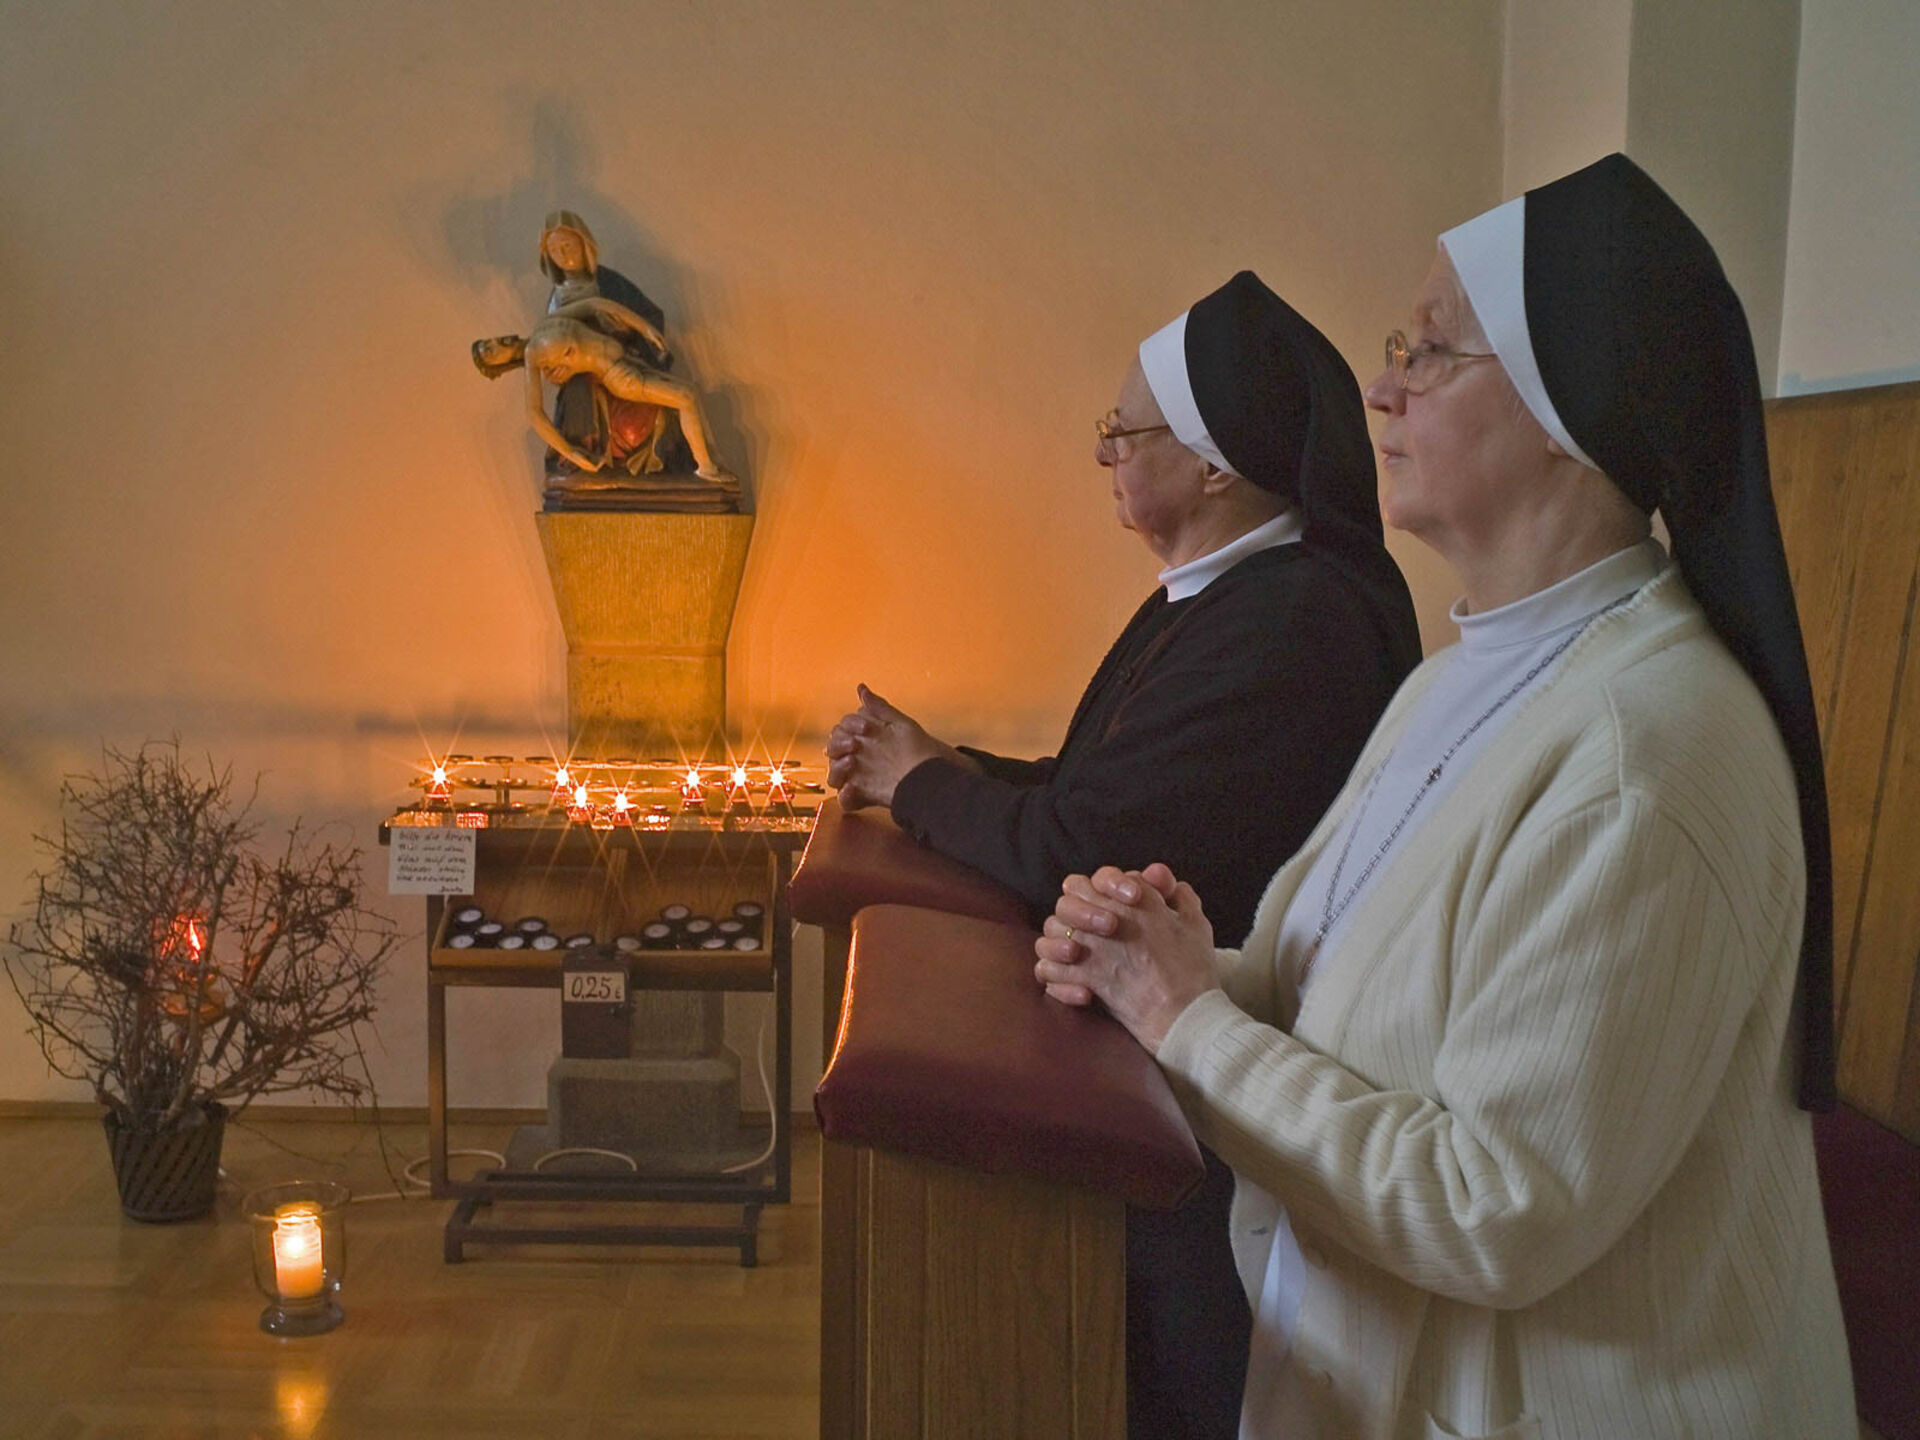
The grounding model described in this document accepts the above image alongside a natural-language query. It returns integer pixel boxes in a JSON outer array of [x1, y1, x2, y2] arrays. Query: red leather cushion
[[787, 796, 1031, 930], [813, 903, 1204, 1211]]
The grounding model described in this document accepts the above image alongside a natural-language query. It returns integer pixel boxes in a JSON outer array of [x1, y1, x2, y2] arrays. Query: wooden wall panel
[[855, 1147, 1126, 1439], [1880, 615, 1920, 1138], [1767, 381, 1920, 1139]]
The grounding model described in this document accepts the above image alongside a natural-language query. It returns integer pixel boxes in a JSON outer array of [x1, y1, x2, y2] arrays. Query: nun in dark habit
[[827, 272, 1422, 1440], [1038, 154, 1855, 1438]]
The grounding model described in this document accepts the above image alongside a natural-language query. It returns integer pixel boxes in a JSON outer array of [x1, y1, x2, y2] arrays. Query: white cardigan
[[1155, 569, 1854, 1440]]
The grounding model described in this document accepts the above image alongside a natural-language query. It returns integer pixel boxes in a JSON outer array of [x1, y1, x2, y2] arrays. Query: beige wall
[[0, 1, 1504, 1107], [1501, 0, 1632, 195], [1778, 0, 1920, 394], [1626, 0, 1801, 395], [1498, 0, 1801, 395]]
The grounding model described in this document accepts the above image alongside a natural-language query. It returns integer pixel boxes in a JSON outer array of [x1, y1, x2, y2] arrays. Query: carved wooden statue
[[472, 211, 738, 509]]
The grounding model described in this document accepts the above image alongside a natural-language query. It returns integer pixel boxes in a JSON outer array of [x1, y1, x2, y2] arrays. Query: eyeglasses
[[1385, 330, 1497, 395], [1095, 411, 1172, 463]]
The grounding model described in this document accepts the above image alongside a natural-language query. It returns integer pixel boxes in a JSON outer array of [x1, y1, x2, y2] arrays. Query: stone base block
[[630, 990, 724, 1058], [547, 1051, 742, 1154]]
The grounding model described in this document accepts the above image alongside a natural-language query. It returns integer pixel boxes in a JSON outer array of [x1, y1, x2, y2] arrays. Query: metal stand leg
[[741, 1202, 762, 1268]]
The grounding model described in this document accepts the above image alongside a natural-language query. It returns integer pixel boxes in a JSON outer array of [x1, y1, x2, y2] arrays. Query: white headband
[[1137, 311, 1238, 476], [1439, 197, 1599, 470]]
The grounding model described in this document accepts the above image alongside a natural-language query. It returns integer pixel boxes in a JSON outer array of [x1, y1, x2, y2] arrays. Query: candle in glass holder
[[273, 1206, 326, 1300], [245, 1180, 347, 1337]]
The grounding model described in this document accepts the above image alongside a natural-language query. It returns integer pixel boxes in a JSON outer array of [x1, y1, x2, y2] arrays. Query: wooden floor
[[0, 1113, 820, 1439], [0, 1114, 1890, 1440]]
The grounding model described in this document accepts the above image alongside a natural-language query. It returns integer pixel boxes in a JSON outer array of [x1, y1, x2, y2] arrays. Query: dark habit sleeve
[[889, 548, 1412, 946], [953, 747, 1058, 787]]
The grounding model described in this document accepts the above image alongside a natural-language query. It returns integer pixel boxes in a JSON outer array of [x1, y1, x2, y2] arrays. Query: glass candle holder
[[244, 1180, 349, 1336]]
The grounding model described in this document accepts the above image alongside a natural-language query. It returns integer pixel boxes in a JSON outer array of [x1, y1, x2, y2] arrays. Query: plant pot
[[101, 1100, 227, 1222]]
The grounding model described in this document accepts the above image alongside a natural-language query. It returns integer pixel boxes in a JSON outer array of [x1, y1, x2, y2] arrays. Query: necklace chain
[[1303, 594, 1634, 981]]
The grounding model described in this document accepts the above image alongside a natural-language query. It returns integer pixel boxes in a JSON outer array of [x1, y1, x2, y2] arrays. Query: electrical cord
[[719, 1000, 777, 1175], [401, 1148, 505, 1189], [530, 1146, 638, 1173], [337, 1148, 506, 1202]]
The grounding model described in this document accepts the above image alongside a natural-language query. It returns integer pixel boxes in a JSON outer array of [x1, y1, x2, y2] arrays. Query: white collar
[[1451, 538, 1668, 655], [1159, 509, 1304, 602]]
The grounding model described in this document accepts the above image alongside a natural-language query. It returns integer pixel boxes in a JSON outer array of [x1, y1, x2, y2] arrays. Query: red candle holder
[[767, 765, 794, 807], [726, 765, 752, 805], [679, 768, 706, 808]]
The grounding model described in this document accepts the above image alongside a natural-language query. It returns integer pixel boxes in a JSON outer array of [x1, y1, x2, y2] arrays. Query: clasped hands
[[825, 686, 1219, 1053], [824, 684, 976, 810], [1033, 863, 1221, 1055]]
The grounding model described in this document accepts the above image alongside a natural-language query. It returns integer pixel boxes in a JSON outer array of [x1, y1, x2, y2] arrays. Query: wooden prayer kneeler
[[791, 801, 1205, 1438]]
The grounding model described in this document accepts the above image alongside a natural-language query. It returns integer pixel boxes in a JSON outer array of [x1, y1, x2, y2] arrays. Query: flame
[[165, 914, 207, 963]]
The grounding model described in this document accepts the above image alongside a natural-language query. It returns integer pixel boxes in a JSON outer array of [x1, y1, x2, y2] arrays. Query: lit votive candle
[[272, 1206, 326, 1300]]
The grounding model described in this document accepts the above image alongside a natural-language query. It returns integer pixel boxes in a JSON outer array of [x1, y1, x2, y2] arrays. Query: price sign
[[562, 968, 627, 1005], [560, 956, 630, 1058]]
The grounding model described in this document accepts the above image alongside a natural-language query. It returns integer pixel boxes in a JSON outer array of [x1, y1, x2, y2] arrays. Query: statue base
[[544, 468, 742, 515], [536, 509, 754, 756]]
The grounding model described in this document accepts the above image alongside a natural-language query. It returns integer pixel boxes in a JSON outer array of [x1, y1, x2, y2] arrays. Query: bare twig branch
[[1, 740, 394, 1129]]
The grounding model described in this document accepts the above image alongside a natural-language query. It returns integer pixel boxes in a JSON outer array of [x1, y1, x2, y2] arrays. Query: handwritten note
[[387, 827, 477, 895]]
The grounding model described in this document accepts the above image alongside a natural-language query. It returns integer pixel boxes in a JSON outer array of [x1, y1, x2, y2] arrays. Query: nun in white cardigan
[[1035, 154, 1855, 1440]]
